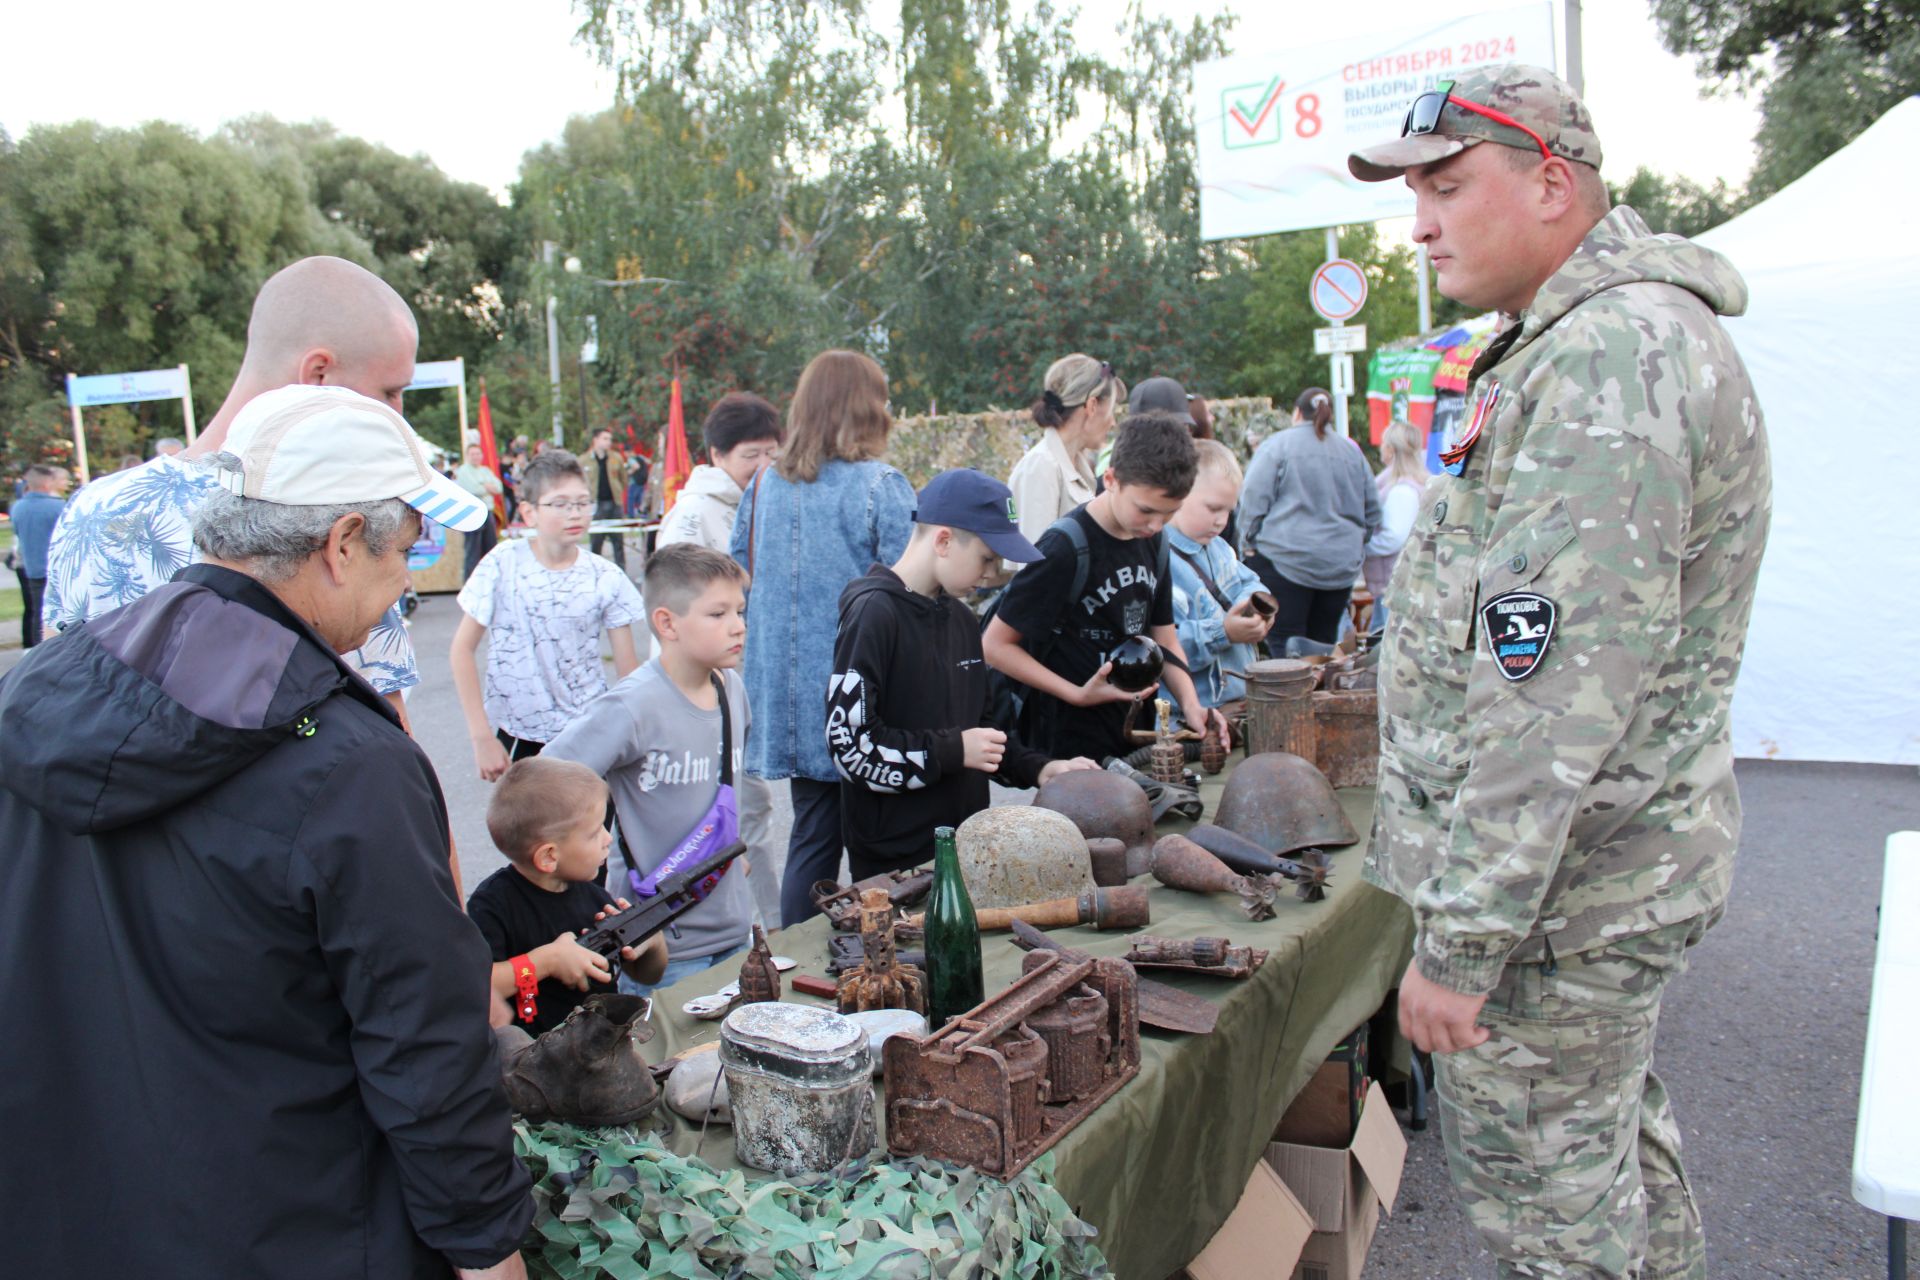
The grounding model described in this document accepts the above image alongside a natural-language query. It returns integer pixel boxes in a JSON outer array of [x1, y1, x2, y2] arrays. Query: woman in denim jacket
[[731, 350, 916, 926]]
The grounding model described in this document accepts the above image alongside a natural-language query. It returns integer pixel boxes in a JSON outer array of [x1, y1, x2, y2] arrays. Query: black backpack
[[979, 515, 1169, 742]]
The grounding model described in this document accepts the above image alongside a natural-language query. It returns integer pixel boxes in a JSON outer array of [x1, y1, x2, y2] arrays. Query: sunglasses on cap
[[1402, 79, 1551, 163]]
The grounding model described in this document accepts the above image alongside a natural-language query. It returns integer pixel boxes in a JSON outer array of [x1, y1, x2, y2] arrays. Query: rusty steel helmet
[[1213, 752, 1358, 855], [954, 806, 1096, 910], [1033, 768, 1158, 878]]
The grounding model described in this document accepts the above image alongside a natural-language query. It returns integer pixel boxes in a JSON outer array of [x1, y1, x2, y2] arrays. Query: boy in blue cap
[[827, 468, 1099, 877]]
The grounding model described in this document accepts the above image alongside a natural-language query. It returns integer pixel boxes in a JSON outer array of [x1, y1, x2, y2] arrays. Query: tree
[[1608, 166, 1747, 239], [1652, 0, 1920, 198]]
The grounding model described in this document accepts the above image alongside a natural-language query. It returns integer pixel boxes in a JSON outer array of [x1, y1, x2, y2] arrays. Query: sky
[[1, 0, 1756, 200]]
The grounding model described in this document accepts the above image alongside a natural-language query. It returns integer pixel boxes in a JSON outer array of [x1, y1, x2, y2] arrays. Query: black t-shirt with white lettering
[[466, 865, 618, 1037], [996, 504, 1172, 761]]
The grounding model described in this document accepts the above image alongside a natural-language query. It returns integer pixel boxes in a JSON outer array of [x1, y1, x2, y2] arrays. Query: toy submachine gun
[[576, 840, 746, 962]]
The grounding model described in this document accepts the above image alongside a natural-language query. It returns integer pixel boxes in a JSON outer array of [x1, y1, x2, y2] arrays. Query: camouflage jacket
[[1365, 206, 1772, 996]]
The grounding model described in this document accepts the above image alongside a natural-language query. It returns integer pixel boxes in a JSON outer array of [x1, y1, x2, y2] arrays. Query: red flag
[[476, 379, 507, 525], [661, 373, 693, 512]]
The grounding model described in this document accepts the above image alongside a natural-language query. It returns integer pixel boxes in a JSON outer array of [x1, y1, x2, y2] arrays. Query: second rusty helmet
[[1033, 768, 1157, 877], [1213, 751, 1358, 855]]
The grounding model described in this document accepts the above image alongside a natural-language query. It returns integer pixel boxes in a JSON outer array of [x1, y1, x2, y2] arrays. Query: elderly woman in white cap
[[0, 385, 532, 1280]]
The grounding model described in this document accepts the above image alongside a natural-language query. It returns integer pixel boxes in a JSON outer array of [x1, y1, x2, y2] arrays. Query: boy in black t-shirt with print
[[467, 757, 668, 1036], [985, 411, 1232, 763]]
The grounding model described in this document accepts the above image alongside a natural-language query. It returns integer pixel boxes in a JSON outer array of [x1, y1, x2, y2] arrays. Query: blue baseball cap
[[914, 468, 1043, 563]]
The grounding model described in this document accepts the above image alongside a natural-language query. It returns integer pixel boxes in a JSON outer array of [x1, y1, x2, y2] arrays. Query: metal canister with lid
[[719, 1002, 875, 1175], [1245, 658, 1319, 760]]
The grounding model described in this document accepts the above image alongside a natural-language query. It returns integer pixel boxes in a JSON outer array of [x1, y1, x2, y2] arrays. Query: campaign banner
[[66, 366, 190, 408], [1366, 347, 1442, 443], [1194, 3, 1556, 240]]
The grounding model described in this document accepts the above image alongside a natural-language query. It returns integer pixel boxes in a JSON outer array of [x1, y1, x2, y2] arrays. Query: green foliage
[[513, 1120, 1111, 1279], [1607, 166, 1748, 239], [1652, 0, 1920, 198]]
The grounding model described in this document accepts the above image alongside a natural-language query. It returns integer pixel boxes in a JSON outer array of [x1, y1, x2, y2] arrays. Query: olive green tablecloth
[[640, 766, 1413, 1280]]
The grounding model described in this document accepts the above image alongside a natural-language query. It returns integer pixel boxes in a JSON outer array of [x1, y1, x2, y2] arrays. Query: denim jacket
[[1167, 525, 1265, 707], [730, 458, 916, 780]]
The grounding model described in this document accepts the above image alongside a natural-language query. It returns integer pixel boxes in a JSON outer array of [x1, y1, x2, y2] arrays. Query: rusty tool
[[1122, 934, 1268, 979], [967, 885, 1150, 933], [1009, 919, 1218, 1035], [1185, 823, 1333, 903], [1150, 833, 1283, 921], [809, 864, 935, 931]]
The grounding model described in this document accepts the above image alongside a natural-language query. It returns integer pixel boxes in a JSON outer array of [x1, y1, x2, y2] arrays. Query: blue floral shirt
[[41, 456, 419, 695]]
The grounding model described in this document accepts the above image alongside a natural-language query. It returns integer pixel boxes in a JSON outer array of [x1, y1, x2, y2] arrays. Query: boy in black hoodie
[[826, 468, 1099, 877]]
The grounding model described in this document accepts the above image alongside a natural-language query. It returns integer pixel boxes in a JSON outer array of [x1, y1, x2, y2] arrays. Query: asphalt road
[[4, 597, 1915, 1278]]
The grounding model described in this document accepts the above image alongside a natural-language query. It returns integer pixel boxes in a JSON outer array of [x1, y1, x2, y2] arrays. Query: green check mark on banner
[[1224, 77, 1285, 148]]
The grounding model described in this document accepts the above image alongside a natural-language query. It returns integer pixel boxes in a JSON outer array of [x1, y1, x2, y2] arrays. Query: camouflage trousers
[[1433, 919, 1710, 1279]]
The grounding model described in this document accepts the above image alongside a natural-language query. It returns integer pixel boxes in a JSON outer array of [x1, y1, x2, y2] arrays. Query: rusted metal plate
[[1313, 688, 1380, 788]]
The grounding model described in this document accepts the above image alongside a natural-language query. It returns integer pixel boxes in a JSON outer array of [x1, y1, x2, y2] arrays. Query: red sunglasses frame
[[1405, 81, 1552, 163]]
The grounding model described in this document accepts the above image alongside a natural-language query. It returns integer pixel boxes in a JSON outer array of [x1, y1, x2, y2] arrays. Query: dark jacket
[[826, 564, 1049, 870], [0, 564, 532, 1279]]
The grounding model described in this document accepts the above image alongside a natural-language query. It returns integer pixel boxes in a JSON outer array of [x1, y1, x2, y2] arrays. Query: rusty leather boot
[[496, 993, 660, 1126]]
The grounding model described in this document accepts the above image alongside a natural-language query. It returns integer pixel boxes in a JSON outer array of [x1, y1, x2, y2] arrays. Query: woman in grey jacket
[[1240, 387, 1382, 648], [731, 351, 916, 926]]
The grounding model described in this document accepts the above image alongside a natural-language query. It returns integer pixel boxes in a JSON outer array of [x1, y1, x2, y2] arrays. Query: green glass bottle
[[923, 825, 985, 1029]]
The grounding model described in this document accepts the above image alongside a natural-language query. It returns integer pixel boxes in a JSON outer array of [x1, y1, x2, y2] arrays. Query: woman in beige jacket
[[1005, 354, 1125, 551]]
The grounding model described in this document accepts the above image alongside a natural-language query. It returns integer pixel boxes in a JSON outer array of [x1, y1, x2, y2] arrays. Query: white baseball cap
[[217, 385, 490, 532]]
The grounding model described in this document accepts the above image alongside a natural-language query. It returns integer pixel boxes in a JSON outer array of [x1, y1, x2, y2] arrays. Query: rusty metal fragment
[[1008, 920, 1218, 1036], [837, 889, 927, 1015], [1185, 823, 1332, 903], [1122, 934, 1269, 978], [884, 951, 1140, 1176], [1150, 833, 1282, 921]]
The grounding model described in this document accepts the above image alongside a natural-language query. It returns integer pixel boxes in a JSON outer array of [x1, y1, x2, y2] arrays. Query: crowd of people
[[0, 63, 1770, 1280]]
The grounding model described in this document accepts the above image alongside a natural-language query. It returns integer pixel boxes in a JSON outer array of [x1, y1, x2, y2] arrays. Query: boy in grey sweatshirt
[[545, 544, 756, 995]]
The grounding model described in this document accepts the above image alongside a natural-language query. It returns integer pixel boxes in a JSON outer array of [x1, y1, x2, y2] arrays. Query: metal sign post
[[64, 364, 196, 484], [406, 358, 470, 444], [1310, 241, 1369, 438]]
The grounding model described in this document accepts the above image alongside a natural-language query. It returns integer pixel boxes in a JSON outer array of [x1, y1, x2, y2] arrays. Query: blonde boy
[[1168, 439, 1272, 707]]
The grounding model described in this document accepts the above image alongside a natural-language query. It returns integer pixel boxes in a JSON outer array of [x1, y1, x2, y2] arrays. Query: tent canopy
[[1697, 97, 1920, 764]]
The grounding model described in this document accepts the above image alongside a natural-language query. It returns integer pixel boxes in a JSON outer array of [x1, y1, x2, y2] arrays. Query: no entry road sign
[[1310, 259, 1368, 322]]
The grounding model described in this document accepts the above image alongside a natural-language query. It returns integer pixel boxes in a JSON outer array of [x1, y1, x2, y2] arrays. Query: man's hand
[[1037, 757, 1101, 784], [472, 734, 511, 782], [1223, 599, 1270, 646], [537, 934, 614, 992], [961, 727, 1007, 772], [457, 1252, 528, 1280], [1074, 660, 1152, 708], [1397, 960, 1490, 1054]]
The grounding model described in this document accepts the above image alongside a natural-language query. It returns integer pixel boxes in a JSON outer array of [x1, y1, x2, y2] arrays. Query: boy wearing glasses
[[452, 449, 646, 780]]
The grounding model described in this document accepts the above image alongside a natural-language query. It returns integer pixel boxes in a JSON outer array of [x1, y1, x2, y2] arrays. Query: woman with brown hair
[[730, 350, 916, 926], [1006, 354, 1125, 548], [1239, 386, 1382, 649]]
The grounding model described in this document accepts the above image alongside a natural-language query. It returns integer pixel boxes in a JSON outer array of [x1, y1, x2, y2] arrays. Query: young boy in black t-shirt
[[985, 411, 1232, 762], [467, 757, 667, 1036]]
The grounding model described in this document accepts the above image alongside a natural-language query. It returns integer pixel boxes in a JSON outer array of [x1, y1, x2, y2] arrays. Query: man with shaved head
[[43, 256, 425, 708]]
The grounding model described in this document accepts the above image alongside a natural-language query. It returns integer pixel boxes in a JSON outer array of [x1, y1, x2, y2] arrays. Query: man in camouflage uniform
[[1348, 66, 1771, 1277]]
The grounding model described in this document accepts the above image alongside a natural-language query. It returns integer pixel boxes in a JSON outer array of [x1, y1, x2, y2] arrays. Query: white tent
[[1695, 98, 1920, 765]]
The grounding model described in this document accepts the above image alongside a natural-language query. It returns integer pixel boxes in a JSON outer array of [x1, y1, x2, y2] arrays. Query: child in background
[[1168, 440, 1273, 708], [983, 412, 1231, 761], [828, 469, 1098, 877], [451, 449, 646, 780], [467, 757, 667, 1037], [545, 544, 755, 996]]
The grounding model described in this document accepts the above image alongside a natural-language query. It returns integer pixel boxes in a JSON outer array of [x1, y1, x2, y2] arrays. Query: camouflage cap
[[1348, 63, 1602, 182]]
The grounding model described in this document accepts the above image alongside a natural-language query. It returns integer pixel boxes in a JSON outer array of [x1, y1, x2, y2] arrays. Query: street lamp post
[[542, 242, 584, 446]]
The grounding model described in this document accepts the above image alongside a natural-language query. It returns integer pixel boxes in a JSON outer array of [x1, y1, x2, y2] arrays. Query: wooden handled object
[[973, 885, 1150, 933]]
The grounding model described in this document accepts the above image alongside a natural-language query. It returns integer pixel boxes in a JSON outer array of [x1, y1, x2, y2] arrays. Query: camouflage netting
[[884, 397, 1283, 488], [515, 1121, 1113, 1280]]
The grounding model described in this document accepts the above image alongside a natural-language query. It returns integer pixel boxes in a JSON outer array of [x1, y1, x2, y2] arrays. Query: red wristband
[[509, 954, 538, 1025]]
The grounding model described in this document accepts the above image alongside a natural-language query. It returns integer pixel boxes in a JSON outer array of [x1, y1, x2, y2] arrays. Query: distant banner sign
[[407, 359, 465, 391], [66, 366, 190, 407], [1194, 3, 1556, 239]]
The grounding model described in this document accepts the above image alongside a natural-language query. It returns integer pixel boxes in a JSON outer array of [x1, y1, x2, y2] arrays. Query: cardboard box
[[1266, 1081, 1406, 1280], [1273, 1025, 1370, 1149], [1178, 1159, 1316, 1280]]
